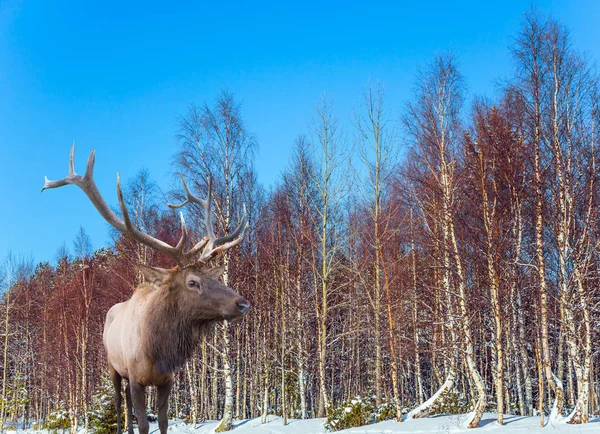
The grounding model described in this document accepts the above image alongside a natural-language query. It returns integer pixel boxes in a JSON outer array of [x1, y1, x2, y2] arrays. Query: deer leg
[[129, 380, 149, 434], [109, 367, 122, 434], [125, 381, 134, 434], [157, 379, 173, 434]]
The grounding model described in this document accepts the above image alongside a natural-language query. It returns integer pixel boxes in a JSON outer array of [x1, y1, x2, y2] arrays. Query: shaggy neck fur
[[143, 288, 214, 374]]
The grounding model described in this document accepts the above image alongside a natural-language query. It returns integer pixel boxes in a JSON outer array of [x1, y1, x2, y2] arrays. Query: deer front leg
[[129, 381, 149, 434], [109, 367, 122, 434], [157, 379, 173, 434], [125, 382, 135, 434]]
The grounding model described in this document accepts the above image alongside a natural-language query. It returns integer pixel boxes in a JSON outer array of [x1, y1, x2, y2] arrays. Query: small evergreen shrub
[[508, 400, 521, 415], [428, 389, 470, 415], [325, 395, 398, 431], [485, 399, 518, 414], [375, 401, 396, 422], [89, 374, 123, 434], [44, 401, 70, 433], [325, 395, 376, 431]]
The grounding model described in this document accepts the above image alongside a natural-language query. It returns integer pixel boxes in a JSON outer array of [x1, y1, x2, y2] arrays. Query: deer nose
[[236, 299, 250, 315]]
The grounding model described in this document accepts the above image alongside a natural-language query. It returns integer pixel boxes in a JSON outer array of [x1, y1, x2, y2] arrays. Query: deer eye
[[187, 280, 197, 288]]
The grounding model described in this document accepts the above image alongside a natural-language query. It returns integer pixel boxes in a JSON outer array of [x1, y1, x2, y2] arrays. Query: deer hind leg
[[129, 380, 149, 434], [125, 381, 135, 434], [157, 379, 173, 434], [109, 366, 122, 434]]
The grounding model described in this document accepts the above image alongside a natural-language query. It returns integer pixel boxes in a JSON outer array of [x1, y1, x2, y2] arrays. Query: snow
[[462, 411, 477, 429], [548, 399, 564, 423], [6, 413, 600, 433]]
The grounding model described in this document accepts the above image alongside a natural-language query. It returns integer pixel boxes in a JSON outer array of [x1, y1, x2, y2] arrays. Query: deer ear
[[138, 264, 171, 286], [205, 266, 225, 280]]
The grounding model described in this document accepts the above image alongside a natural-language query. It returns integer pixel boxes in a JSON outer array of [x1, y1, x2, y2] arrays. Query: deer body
[[103, 288, 175, 388], [43, 145, 249, 434]]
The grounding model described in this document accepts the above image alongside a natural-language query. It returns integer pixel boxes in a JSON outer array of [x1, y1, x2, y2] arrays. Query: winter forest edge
[[2, 9, 600, 433]]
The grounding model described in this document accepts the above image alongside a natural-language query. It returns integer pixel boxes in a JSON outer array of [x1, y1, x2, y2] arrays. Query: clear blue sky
[[1, 0, 599, 264]]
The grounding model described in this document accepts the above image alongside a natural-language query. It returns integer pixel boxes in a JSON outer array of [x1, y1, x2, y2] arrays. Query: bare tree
[[0, 253, 17, 432], [512, 11, 565, 417], [354, 81, 402, 419], [176, 90, 256, 432], [405, 54, 487, 427], [309, 95, 347, 417]]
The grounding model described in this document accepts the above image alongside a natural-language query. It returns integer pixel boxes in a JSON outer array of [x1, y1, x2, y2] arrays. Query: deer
[[42, 145, 250, 434]]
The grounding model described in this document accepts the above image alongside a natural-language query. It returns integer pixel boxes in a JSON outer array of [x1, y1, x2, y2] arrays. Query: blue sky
[[1, 0, 599, 264]]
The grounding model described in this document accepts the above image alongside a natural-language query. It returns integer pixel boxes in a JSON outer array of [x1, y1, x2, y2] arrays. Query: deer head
[[138, 263, 249, 321]]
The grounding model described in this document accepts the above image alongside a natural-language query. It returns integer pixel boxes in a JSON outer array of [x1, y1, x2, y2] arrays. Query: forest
[[1, 10, 599, 432]]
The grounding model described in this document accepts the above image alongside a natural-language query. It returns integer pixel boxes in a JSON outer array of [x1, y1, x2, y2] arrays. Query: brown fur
[[143, 283, 216, 374]]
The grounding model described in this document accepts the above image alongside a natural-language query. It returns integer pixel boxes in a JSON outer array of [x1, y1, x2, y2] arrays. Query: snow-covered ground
[[8, 413, 600, 433]]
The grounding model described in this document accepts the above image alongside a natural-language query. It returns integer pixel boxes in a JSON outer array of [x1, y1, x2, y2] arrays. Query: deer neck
[[144, 290, 210, 374]]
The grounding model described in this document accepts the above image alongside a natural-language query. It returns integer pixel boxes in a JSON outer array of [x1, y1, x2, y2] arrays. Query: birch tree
[[354, 82, 401, 418], [405, 54, 487, 427], [310, 96, 346, 417], [512, 11, 565, 416], [176, 90, 256, 431]]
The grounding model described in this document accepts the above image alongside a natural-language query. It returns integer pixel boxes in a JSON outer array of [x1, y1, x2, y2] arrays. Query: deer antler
[[42, 144, 246, 268], [168, 172, 249, 264]]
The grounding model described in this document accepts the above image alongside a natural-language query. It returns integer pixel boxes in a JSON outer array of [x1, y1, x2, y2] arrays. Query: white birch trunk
[[215, 322, 234, 432], [261, 377, 268, 424]]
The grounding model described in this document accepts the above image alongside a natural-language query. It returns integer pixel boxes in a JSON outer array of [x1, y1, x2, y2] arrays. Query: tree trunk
[[0, 287, 11, 432], [477, 146, 503, 424], [215, 323, 234, 432], [410, 223, 424, 405], [380, 246, 402, 421], [261, 376, 268, 424]]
